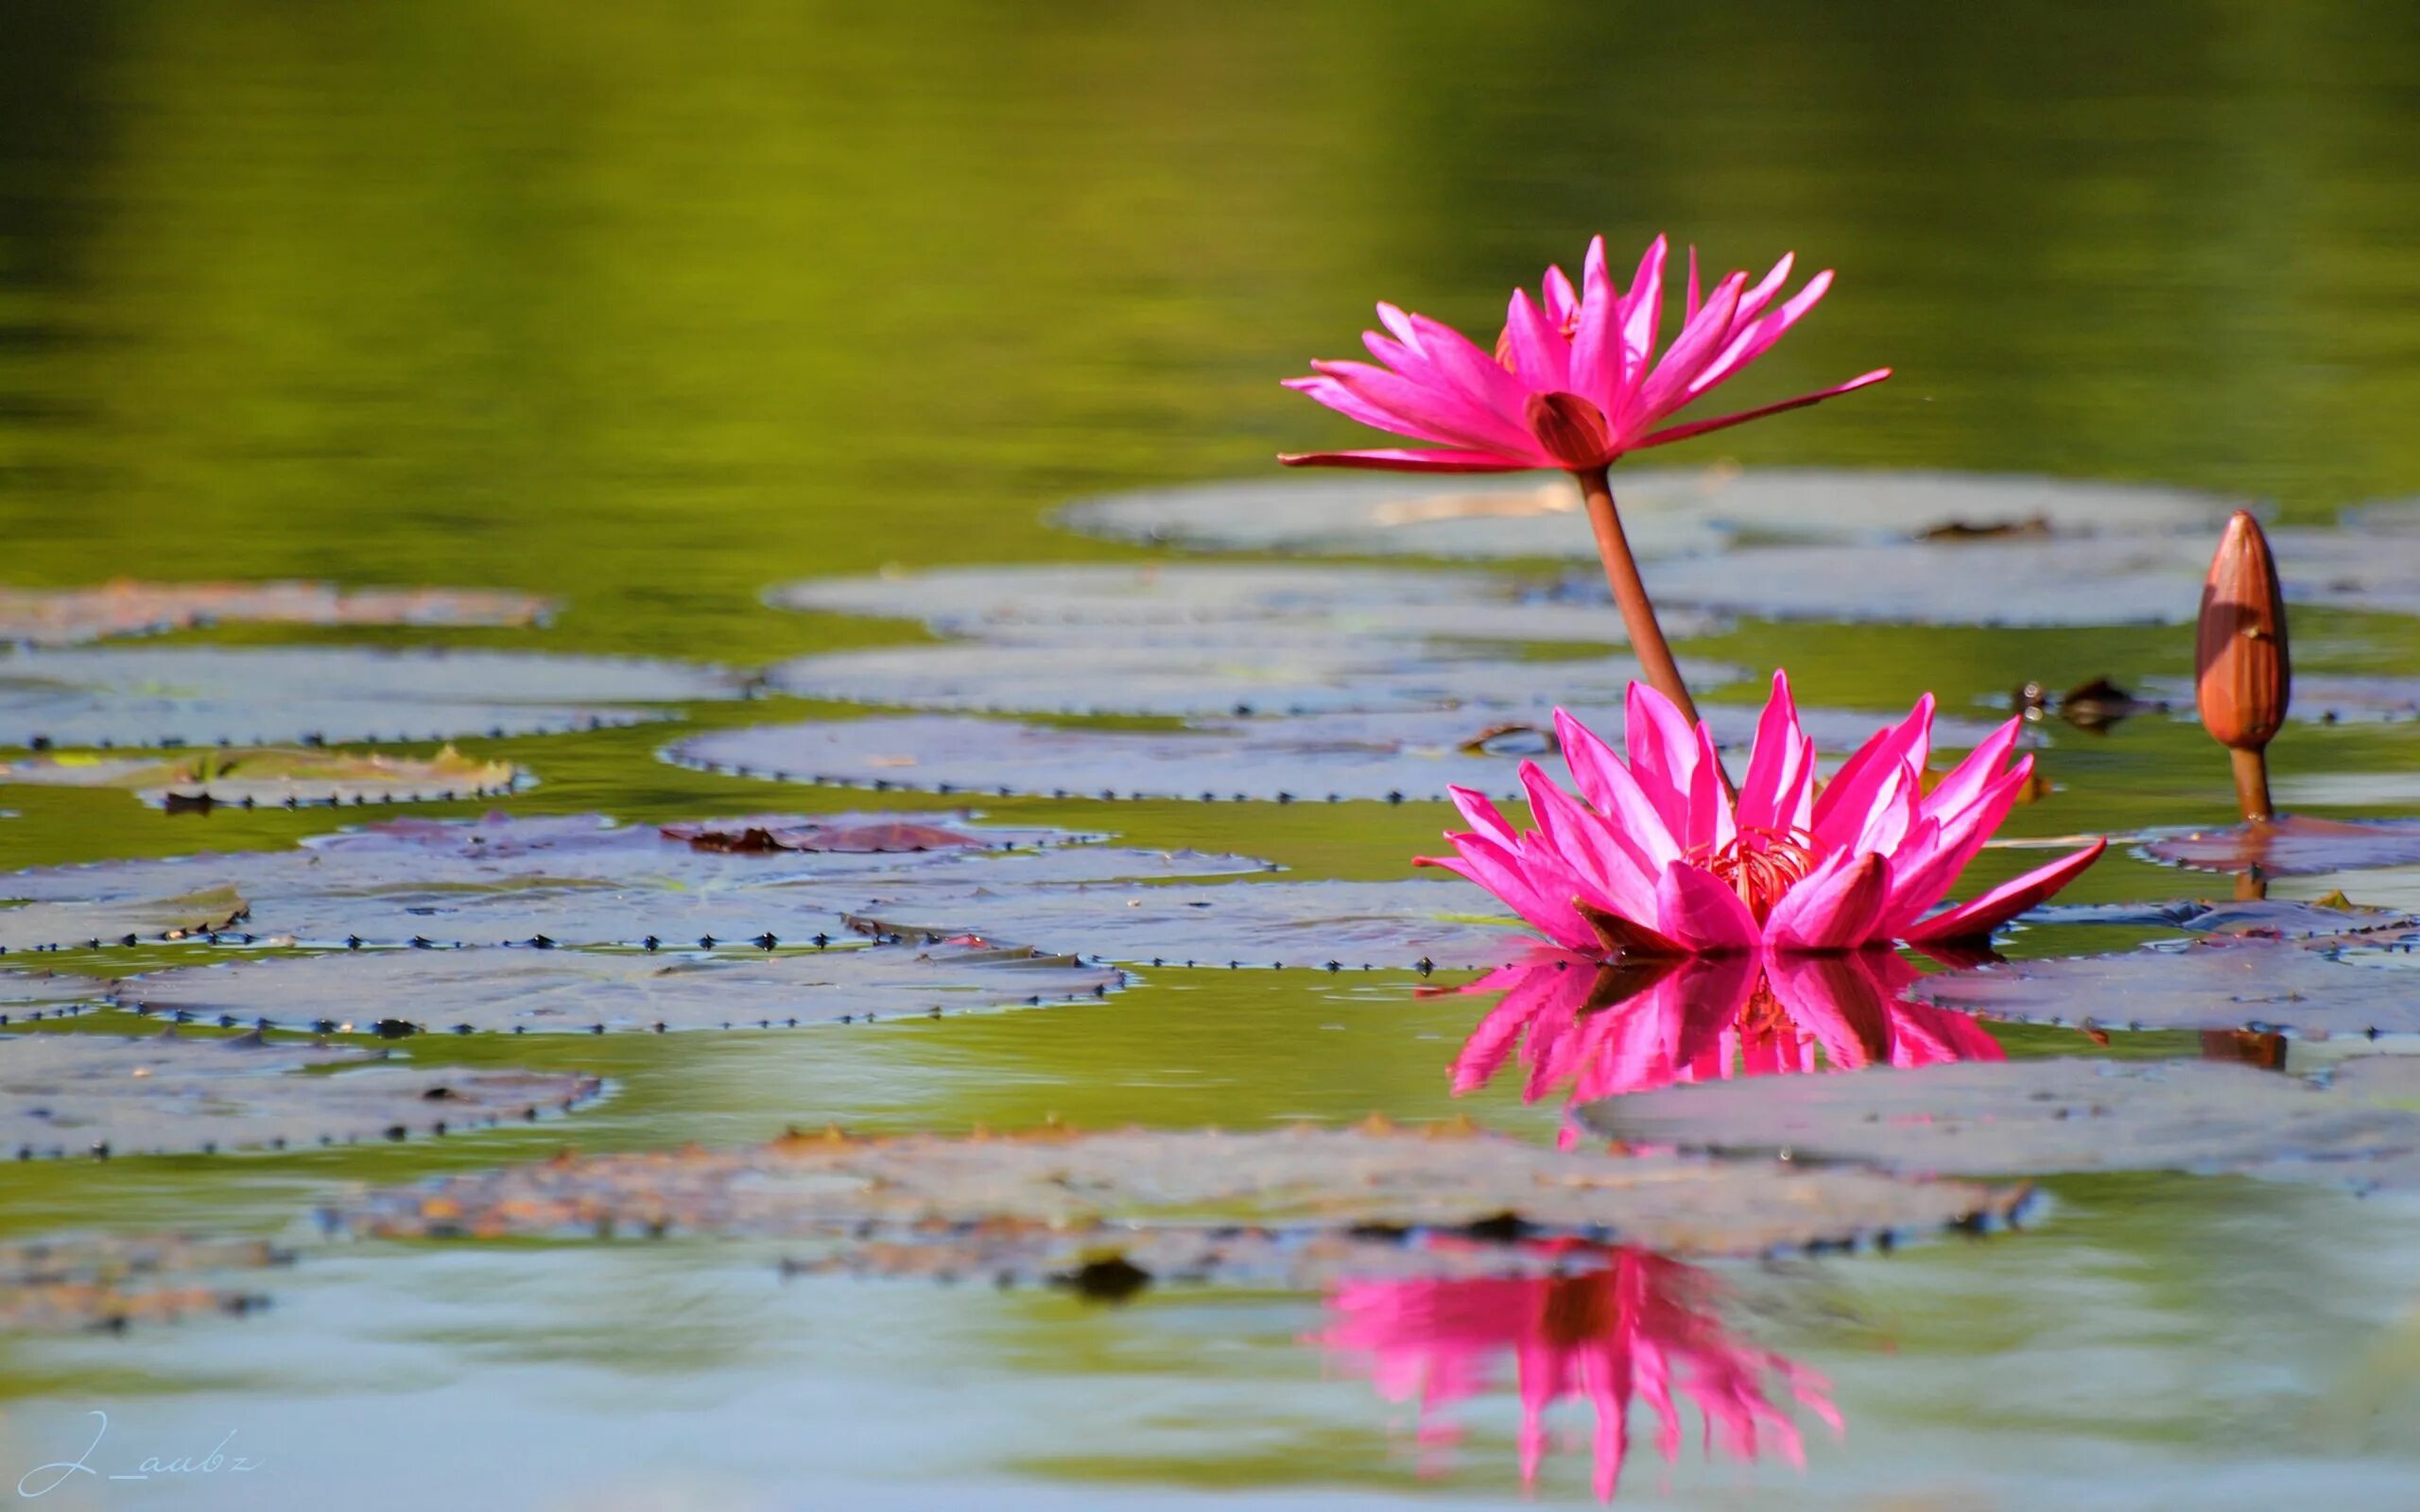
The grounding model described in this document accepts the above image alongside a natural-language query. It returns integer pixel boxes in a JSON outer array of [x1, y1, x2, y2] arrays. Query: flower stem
[[1574, 466, 1733, 795], [2230, 747, 2273, 825]]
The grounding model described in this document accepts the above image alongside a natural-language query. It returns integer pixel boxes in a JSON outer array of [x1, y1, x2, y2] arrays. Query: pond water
[[5, 3, 2420, 1506]]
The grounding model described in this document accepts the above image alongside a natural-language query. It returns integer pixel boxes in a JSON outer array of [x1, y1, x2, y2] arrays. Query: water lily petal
[[1901, 839, 2109, 945], [1653, 862, 1762, 953], [1636, 368, 1891, 451], [1764, 850, 1893, 951], [1277, 447, 1534, 472]]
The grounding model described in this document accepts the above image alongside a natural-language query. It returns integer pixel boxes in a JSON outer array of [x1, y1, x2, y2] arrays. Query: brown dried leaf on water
[[0, 1029, 601, 1158], [0, 884, 248, 953], [667, 704, 2008, 807], [1583, 1055, 2420, 1193], [1055, 469, 2238, 561], [0, 581, 552, 647], [0, 1232, 287, 1332], [2141, 816, 2420, 876], [0, 645, 740, 750], [339, 1120, 2028, 1258], [1908, 933, 2420, 1039], [110, 940, 1125, 1035], [0, 745, 521, 809]]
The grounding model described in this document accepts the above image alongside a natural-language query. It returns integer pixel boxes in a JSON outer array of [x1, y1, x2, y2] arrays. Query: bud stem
[[1574, 465, 1734, 799], [2230, 746, 2273, 826]]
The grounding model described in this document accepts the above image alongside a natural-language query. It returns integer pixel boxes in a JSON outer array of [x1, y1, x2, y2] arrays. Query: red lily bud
[[1524, 391, 1616, 470], [2195, 510, 2289, 822], [2196, 512, 2290, 748]]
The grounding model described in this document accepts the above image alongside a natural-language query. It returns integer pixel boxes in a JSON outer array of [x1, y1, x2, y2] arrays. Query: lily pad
[[1057, 469, 2239, 561], [666, 704, 2009, 807], [0, 813, 1262, 950], [0, 885, 248, 953], [2139, 674, 2420, 728], [0, 1233, 287, 1332], [769, 562, 1726, 645], [0, 645, 741, 750], [0, 580, 551, 647], [1908, 933, 2420, 1039], [2139, 816, 2420, 876], [337, 1119, 2028, 1258], [0, 1029, 602, 1158], [1583, 1055, 2420, 1192], [110, 940, 1125, 1034], [2023, 896, 2415, 939], [0, 969, 111, 1015], [762, 640, 1732, 719], [847, 878, 1527, 970], [0, 745, 523, 809], [1624, 524, 2420, 627]]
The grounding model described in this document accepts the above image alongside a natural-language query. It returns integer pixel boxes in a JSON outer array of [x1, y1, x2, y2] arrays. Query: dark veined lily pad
[[337, 1119, 2029, 1258], [0, 745, 523, 810], [110, 940, 1125, 1034], [1620, 524, 2420, 627], [1056, 469, 2239, 561], [0, 884, 248, 953], [847, 878, 1526, 971], [0, 581, 551, 647], [0, 645, 741, 750], [1583, 1055, 2420, 1193], [2139, 816, 2420, 877], [666, 703, 2009, 807], [0, 1232, 288, 1332], [0, 1029, 602, 1158], [769, 562, 1726, 646], [0, 813, 1259, 950], [1909, 933, 2420, 1040]]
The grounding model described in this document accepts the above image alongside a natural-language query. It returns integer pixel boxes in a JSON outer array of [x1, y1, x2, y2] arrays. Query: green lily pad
[[0, 581, 550, 647], [0, 745, 524, 809]]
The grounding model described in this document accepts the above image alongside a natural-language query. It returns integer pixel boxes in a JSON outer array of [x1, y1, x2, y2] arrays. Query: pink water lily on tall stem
[[1282, 235, 1888, 727], [1421, 673, 2106, 956]]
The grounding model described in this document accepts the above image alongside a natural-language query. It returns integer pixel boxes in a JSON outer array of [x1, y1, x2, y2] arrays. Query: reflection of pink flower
[[1420, 673, 2105, 955], [1316, 1246, 1841, 1502], [1454, 946, 2005, 1108], [1281, 235, 1888, 473]]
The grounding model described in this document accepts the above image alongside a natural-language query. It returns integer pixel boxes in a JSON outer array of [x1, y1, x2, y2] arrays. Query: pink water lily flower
[[1281, 234, 1888, 475], [1421, 673, 2106, 956]]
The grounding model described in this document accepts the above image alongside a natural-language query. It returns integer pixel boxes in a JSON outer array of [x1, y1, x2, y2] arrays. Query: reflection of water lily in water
[[1454, 945, 2005, 1109], [1421, 673, 2105, 955], [1314, 1244, 1841, 1502]]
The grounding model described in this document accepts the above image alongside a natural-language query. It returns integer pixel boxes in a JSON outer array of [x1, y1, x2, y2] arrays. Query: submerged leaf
[[0, 1029, 601, 1158], [0, 745, 522, 809], [111, 940, 1125, 1034], [1584, 1055, 2420, 1194], [0, 645, 740, 750], [338, 1121, 2029, 1257], [0, 580, 550, 647]]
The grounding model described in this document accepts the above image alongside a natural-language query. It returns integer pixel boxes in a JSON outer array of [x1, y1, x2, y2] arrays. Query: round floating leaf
[[1908, 933, 2420, 1039], [2138, 674, 2420, 728], [0, 885, 248, 953], [0, 1029, 602, 1158], [1056, 469, 2239, 560], [2025, 896, 2415, 939], [1583, 1055, 2420, 1193], [112, 940, 1125, 1034], [0, 645, 741, 750], [666, 704, 2008, 808], [0, 812, 1259, 950], [846, 878, 1527, 971], [0, 581, 551, 647], [763, 640, 1733, 719], [0, 970, 111, 1015], [2139, 816, 2420, 876], [0, 1232, 287, 1332], [338, 1120, 2028, 1258], [1625, 525, 2420, 627], [0, 745, 523, 810]]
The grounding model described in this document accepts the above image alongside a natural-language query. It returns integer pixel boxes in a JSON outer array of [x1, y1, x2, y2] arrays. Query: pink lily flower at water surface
[[1422, 672, 2106, 957], [1281, 234, 1886, 476]]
